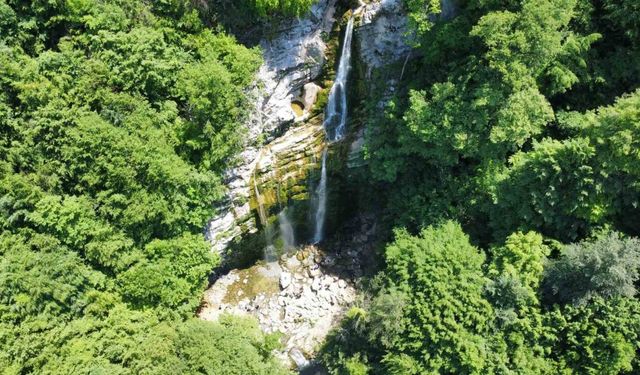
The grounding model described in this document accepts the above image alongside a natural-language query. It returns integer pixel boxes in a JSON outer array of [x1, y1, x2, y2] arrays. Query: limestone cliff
[[206, 1, 337, 257], [206, 0, 419, 263]]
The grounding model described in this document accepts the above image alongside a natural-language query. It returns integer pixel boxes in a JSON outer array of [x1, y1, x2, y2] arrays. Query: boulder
[[308, 264, 322, 277], [280, 272, 292, 290], [285, 256, 302, 271], [302, 82, 323, 111], [311, 277, 322, 292]]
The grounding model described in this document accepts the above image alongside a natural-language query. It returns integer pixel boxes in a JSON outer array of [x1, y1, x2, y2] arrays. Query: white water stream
[[312, 8, 361, 243], [278, 209, 296, 251], [312, 149, 328, 243], [254, 177, 278, 262], [324, 13, 357, 142]]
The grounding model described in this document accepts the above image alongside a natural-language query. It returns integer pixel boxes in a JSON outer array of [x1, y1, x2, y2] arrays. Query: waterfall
[[253, 177, 268, 227], [254, 177, 277, 262], [278, 209, 296, 251], [324, 12, 357, 141], [311, 8, 361, 244], [312, 149, 328, 244]]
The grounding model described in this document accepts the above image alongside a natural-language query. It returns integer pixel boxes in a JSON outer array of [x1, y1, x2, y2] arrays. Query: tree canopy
[[0, 0, 291, 372], [325, 0, 640, 373], [2, 0, 640, 373]]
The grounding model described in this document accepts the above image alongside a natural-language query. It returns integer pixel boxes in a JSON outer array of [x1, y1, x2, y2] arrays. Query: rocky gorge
[[200, 0, 422, 370]]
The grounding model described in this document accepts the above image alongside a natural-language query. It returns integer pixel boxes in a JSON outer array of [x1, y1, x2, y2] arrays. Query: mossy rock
[[222, 266, 280, 305]]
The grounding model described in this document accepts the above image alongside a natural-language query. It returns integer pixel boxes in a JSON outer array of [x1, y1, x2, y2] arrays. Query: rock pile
[[199, 215, 377, 369], [199, 246, 357, 369]]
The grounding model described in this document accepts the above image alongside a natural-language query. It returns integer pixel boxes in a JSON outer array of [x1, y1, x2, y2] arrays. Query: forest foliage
[[323, 224, 640, 374], [0, 0, 314, 373], [322, 0, 640, 373], [2, 0, 640, 373]]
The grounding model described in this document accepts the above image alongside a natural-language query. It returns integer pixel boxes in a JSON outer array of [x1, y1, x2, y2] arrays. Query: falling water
[[311, 8, 360, 244], [324, 13, 357, 141], [254, 177, 277, 262], [253, 177, 268, 227], [278, 209, 296, 251], [312, 149, 328, 244]]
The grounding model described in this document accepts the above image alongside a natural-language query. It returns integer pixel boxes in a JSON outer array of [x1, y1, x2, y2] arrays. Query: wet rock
[[289, 348, 309, 370], [205, 0, 338, 255]]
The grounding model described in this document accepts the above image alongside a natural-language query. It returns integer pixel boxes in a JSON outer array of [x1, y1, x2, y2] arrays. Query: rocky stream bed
[[199, 216, 377, 370]]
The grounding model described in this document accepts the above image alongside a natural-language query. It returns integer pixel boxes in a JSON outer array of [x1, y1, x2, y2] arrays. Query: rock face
[[339, 0, 414, 171], [206, 1, 338, 255], [356, 0, 414, 77], [206, 0, 418, 258], [355, 0, 456, 77], [251, 0, 337, 136]]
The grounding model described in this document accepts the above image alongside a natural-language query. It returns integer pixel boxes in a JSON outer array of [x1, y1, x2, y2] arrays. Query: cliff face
[[206, 0, 417, 264], [346, 0, 417, 171], [357, 0, 414, 77], [206, 1, 337, 258]]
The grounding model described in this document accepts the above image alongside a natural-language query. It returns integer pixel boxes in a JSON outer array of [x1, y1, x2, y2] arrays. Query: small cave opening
[[291, 100, 305, 117]]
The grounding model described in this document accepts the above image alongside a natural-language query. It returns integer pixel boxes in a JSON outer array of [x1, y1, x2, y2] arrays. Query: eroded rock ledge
[[201, 0, 414, 368]]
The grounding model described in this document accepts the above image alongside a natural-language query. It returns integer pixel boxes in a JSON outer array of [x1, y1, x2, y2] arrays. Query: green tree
[[250, 0, 315, 17], [490, 137, 606, 242], [545, 297, 640, 374], [0, 0, 285, 372], [402, 0, 596, 167], [366, 0, 598, 236], [542, 232, 640, 305], [561, 90, 640, 234], [373, 222, 495, 374], [484, 232, 553, 374], [488, 231, 550, 288]]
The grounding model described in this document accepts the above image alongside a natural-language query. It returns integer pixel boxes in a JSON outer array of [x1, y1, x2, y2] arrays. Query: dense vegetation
[[2, 0, 640, 373], [323, 0, 640, 373], [0, 0, 313, 373]]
